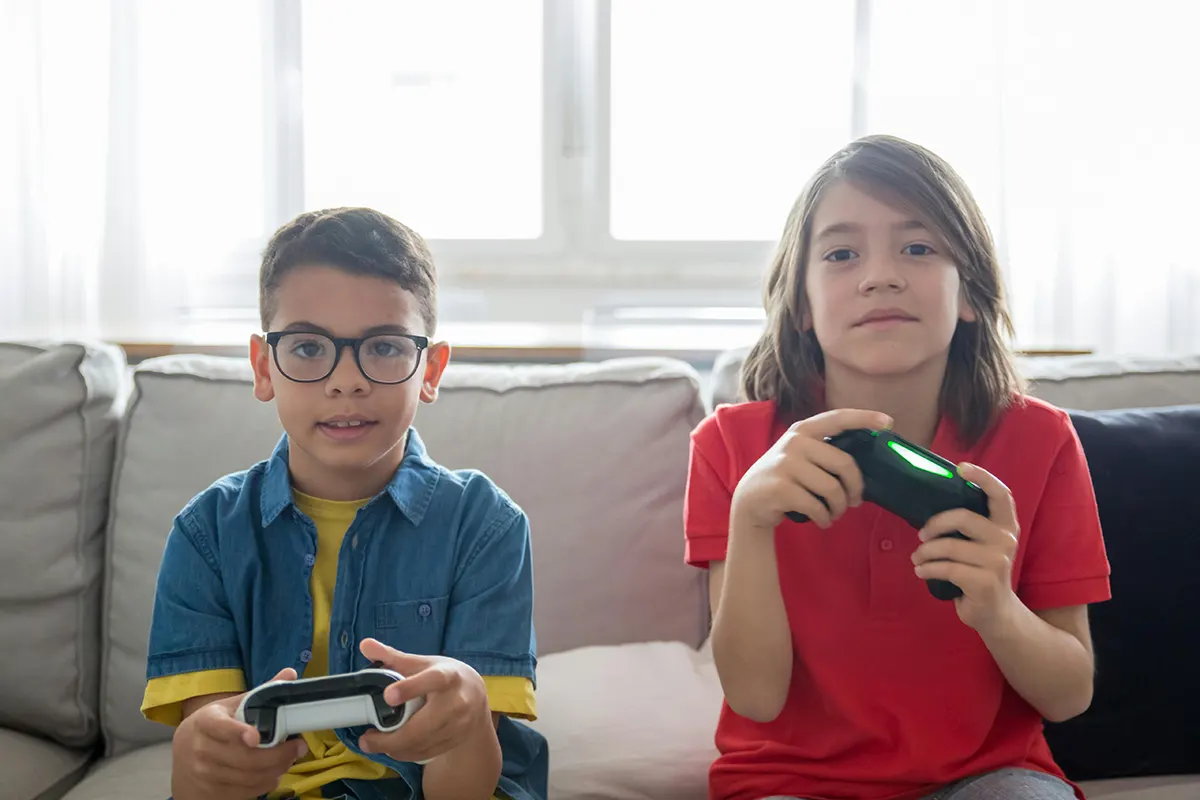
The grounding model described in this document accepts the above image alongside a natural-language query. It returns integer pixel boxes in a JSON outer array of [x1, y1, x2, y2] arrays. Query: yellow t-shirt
[[142, 490, 537, 799]]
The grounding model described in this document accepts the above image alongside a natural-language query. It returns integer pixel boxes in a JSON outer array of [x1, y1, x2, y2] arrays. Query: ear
[[958, 287, 978, 323], [419, 341, 451, 404], [250, 334, 276, 403]]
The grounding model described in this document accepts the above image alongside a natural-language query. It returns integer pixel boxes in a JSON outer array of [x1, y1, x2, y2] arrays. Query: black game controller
[[785, 428, 988, 601]]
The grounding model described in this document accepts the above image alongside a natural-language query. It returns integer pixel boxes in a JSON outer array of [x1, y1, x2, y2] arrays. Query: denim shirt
[[146, 429, 547, 800]]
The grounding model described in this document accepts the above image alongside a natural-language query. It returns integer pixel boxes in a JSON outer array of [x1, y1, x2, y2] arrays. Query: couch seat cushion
[[524, 639, 721, 800], [1, 727, 91, 800], [59, 743, 171, 800], [1079, 775, 1200, 799]]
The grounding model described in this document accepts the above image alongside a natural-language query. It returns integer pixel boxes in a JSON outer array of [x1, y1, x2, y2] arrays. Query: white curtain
[[0, 0, 264, 342], [2, 0, 111, 339], [2, 0, 1198, 356]]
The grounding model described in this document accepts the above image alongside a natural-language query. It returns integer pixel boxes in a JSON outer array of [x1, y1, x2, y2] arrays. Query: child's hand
[[911, 463, 1021, 633], [730, 408, 893, 532], [357, 638, 492, 764], [171, 668, 308, 800]]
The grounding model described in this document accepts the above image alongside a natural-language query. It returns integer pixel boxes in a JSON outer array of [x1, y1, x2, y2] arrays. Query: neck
[[288, 433, 407, 502], [823, 357, 946, 448]]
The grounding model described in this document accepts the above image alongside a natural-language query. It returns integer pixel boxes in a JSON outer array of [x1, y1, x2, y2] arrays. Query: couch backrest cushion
[[709, 348, 1200, 411], [1044, 404, 1200, 781], [0, 342, 128, 747], [101, 355, 709, 755]]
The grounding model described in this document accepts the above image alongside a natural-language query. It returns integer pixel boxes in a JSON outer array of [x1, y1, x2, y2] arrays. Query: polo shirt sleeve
[[684, 413, 736, 568], [442, 506, 538, 715], [144, 507, 245, 685], [1016, 418, 1112, 611]]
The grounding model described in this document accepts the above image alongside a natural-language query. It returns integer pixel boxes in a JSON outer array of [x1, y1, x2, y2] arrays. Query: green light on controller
[[888, 440, 954, 478]]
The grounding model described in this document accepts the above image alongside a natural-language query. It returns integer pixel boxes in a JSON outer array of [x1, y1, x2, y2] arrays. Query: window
[[5, 0, 1196, 352], [300, 1, 544, 241], [609, 2, 855, 242]]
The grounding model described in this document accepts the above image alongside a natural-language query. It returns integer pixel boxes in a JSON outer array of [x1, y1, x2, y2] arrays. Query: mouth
[[316, 417, 378, 441], [854, 309, 918, 327]]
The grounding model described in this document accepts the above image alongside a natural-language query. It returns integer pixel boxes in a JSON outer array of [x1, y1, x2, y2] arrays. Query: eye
[[290, 339, 326, 358], [365, 337, 413, 358], [371, 340, 402, 357], [902, 243, 936, 256], [824, 248, 858, 263]]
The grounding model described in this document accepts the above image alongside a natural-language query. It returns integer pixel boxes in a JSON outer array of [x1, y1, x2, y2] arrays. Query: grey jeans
[[764, 766, 1076, 800]]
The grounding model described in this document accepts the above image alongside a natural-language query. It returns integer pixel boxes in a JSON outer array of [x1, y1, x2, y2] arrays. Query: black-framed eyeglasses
[[265, 331, 429, 385]]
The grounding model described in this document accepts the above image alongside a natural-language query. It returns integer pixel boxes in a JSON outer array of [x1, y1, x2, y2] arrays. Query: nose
[[325, 344, 369, 396], [857, 253, 906, 294]]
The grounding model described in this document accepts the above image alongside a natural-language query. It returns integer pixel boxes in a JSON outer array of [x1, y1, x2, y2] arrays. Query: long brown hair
[[741, 134, 1023, 445]]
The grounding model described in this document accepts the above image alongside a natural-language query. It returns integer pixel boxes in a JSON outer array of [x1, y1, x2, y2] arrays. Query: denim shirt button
[[300, 649, 312, 663], [304, 554, 315, 567], [418, 603, 432, 618]]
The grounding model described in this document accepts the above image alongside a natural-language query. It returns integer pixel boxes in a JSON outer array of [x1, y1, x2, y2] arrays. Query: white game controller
[[236, 667, 426, 748]]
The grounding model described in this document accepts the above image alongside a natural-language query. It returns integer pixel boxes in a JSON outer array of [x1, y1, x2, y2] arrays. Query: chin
[[837, 345, 944, 377], [296, 426, 407, 470]]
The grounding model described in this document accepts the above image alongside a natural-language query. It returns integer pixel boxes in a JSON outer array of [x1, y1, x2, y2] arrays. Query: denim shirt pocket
[[373, 594, 449, 656]]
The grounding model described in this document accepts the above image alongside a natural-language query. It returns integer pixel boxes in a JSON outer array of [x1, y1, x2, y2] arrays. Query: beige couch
[[1, 341, 1197, 800]]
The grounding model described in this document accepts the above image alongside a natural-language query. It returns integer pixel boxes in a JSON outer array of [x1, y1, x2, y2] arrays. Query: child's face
[[804, 181, 975, 377], [250, 265, 449, 493]]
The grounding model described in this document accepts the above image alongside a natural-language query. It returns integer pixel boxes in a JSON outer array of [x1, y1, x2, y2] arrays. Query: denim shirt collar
[[259, 428, 440, 527]]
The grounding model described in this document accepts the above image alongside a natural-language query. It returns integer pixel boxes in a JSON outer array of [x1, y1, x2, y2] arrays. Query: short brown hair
[[741, 134, 1023, 446], [259, 207, 437, 334]]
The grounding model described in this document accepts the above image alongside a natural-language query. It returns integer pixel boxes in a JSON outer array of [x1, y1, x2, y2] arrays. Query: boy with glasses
[[140, 208, 545, 800]]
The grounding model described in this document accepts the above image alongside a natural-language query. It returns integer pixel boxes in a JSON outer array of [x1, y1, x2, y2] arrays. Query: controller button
[[418, 603, 432, 618], [879, 539, 894, 551], [300, 649, 312, 663]]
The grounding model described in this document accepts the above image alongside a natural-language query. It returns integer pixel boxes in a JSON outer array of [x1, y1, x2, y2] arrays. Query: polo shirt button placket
[[880, 539, 894, 551]]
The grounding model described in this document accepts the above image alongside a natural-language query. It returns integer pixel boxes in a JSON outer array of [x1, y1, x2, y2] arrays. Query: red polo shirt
[[685, 396, 1111, 800]]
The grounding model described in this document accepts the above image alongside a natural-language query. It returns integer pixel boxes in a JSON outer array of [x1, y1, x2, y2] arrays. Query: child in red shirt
[[685, 135, 1110, 800]]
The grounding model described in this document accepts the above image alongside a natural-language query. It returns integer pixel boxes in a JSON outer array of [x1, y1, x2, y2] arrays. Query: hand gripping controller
[[236, 668, 426, 748], [784, 428, 989, 601]]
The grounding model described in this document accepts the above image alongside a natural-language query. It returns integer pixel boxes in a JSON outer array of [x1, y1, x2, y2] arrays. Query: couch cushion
[[1022, 355, 1200, 410], [0, 728, 91, 800], [58, 743, 171, 800], [1079, 775, 1200, 799], [1044, 405, 1200, 782], [512, 639, 721, 800], [101, 355, 709, 755], [708, 348, 1200, 411], [0, 342, 127, 747]]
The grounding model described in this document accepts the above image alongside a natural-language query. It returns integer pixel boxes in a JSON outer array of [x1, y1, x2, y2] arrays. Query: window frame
[[245, 0, 873, 291]]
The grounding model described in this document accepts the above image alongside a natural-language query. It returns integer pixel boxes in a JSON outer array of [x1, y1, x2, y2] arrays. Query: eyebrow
[[814, 220, 929, 241], [280, 321, 413, 337]]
